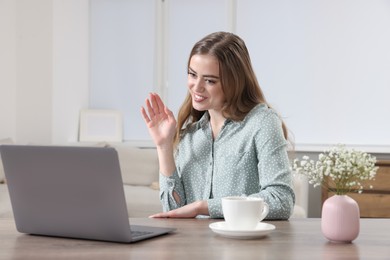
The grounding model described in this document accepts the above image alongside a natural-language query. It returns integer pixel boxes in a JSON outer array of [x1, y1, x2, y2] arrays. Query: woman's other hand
[[149, 201, 209, 218]]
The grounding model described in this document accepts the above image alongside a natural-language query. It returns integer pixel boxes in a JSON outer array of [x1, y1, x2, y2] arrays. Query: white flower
[[291, 145, 379, 195]]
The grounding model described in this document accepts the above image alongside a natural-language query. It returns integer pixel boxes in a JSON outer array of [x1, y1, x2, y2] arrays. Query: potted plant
[[292, 145, 378, 243]]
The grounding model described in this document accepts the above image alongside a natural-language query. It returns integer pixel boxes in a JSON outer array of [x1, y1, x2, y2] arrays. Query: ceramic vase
[[321, 195, 360, 243]]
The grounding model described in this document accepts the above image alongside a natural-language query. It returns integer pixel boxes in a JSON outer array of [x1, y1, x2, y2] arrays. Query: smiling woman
[[140, 32, 295, 220]]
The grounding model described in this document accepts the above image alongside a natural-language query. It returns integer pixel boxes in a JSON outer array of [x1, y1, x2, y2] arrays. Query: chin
[[192, 102, 207, 112]]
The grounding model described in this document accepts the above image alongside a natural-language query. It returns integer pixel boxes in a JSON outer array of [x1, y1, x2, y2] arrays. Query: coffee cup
[[222, 196, 269, 230]]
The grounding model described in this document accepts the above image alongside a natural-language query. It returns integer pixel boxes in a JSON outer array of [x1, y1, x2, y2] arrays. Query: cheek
[[187, 78, 195, 89], [212, 88, 225, 101]]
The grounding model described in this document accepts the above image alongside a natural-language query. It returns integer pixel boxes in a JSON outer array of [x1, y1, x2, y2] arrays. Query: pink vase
[[321, 195, 360, 243]]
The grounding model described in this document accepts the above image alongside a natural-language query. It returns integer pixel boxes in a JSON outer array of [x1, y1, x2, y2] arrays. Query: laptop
[[0, 144, 175, 243]]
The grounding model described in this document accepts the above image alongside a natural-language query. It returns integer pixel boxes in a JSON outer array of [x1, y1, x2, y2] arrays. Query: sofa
[[0, 139, 308, 218]]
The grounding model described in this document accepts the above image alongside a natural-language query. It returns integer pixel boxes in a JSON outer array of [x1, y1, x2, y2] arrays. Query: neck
[[208, 110, 226, 139]]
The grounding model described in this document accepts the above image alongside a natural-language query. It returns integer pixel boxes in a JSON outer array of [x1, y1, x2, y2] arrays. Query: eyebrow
[[188, 67, 220, 79]]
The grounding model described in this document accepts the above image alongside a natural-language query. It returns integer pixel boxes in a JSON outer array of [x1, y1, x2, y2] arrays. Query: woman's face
[[187, 54, 225, 113]]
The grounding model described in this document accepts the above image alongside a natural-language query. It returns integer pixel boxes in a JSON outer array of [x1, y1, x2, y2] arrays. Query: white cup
[[222, 196, 269, 230]]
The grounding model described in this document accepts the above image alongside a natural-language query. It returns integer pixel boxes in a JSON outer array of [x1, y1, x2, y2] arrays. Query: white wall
[[52, 0, 89, 144], [236, 0, 390, 153], [15, 0, 53, 144], [89, 0, 156, 141], [165, 0, 233, 119], [88, 0, 390, 152], [0, 0, 89, 144], [0, 0, 390, 152], [0, 0, 17, 140]]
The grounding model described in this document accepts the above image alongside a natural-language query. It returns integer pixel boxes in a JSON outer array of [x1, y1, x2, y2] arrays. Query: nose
[[192, 78, 204, 92]]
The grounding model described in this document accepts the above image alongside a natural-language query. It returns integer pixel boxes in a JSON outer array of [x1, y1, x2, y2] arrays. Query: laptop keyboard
[[131, 230, 153, 238]]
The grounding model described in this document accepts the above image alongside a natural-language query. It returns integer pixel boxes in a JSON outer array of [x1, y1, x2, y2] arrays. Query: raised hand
[[141, 93, 176, 148]]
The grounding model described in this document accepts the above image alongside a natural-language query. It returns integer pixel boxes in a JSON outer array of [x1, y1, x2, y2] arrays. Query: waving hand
[[141, 93, 176, 148]]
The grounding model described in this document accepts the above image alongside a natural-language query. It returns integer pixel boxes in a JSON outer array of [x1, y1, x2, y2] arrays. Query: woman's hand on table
[[149, 201, 209, 218]]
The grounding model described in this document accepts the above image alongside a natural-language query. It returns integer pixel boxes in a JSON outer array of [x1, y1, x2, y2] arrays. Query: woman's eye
[[205, 79, 216, 85], [188, 72, 197, 78]]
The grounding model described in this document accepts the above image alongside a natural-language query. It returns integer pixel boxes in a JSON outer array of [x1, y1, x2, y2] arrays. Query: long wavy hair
[[174, 32, 288, 146]]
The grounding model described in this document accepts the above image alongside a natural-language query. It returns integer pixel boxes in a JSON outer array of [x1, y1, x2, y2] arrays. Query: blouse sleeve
[[253, 112, 295, 219], [206, 112, 295, 220], [159, 170, 186, 212]]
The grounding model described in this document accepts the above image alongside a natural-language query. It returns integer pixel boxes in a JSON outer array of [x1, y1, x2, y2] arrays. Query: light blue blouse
[[159, 104, 295, 219]]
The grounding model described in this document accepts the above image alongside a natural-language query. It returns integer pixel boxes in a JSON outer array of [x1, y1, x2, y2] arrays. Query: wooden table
[[0, 218, 389, 259]]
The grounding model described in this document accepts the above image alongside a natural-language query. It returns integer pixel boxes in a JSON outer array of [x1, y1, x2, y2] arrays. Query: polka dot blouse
[[159, 104, 295, 219]]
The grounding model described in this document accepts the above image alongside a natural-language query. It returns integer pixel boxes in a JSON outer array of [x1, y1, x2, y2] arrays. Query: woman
[[141, 32, 294, 219]]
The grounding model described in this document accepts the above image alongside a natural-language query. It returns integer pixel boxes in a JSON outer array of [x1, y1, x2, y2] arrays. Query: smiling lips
[[194, 94, 207, 102]]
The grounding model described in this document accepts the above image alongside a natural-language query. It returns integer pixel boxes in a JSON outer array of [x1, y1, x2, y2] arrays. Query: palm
[[146, 112, 176, 146], [141, 93, 176, 147]]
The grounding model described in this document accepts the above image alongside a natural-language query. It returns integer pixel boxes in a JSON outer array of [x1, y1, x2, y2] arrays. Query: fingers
[[149, 212, 170, 218], [164, 106, 175, 121], [140, 106, 150, 124], [145, 96, 156, 118], [142, 93, 170, 119], [149, 208, 179, 218], [149, 205, 195, 218], [154, 93, 165, 114], [149, 93, 162, 115]]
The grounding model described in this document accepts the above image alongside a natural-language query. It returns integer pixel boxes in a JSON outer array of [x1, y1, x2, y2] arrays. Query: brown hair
[[174, 32, 288, 146]]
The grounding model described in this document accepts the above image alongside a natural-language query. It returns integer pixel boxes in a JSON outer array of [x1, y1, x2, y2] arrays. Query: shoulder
[[177, 113, 210, 151], [244, 104, 282, 128], [238, 104, 285, 144], [182, 112, 209, 135]]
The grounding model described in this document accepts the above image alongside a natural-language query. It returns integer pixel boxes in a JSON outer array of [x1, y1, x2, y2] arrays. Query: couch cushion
[[0, 138, 14, 183], [123, 185, 162, 217], [0, 184, 13, 217], [292, 173, 308, 218], [109, 144, 159, 186]]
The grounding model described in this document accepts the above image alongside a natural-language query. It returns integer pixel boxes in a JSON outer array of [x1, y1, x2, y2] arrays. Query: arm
[[141, 93, 180, 204], [142, 93, 209, 217], [254, 113, 295, 219], [141, 93, 176, 177]]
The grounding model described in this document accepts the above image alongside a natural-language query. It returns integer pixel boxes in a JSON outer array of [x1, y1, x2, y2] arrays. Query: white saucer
[[209, 221, 275, 239]]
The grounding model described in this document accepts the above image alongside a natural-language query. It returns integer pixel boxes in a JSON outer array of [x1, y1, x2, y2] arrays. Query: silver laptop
[[0, 144, 175, 243]]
